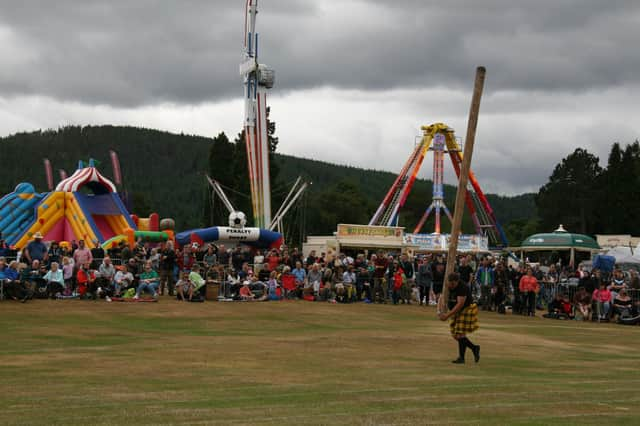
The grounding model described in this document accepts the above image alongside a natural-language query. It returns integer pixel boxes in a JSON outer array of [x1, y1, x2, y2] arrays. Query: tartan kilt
[[450, 303, 479, 336]]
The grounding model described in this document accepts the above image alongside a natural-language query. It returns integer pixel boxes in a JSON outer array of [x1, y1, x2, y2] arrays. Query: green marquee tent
[[518, 225, 601, 265], [521, 226, 600, 251]]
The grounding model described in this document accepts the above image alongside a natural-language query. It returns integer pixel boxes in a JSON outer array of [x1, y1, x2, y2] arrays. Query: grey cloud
[[0, 0, 639, 106], [1, 82, 638, 195]]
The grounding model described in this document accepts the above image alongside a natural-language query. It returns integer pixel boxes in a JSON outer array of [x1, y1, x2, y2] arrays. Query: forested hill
[[0, 126, 536, 241]]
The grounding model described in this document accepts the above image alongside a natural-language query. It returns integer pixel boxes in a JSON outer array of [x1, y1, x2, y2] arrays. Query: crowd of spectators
[[0, 233, 182, 302], [2, 233, 640, 325]]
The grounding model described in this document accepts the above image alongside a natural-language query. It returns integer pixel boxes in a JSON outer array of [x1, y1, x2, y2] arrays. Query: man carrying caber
[[439, 272, 480, 364]]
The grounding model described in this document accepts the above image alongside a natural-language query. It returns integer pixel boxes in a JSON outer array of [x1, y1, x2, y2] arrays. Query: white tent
[[606, 245, 640, 264], [618, 254, 640, 265]]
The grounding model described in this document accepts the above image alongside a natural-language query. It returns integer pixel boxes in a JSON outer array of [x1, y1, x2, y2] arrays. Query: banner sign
[[404, 233, 488, 252], [337, 224, 403, 239], [218, 227, 261, 242], [454, 234, 489, 252], [404, 233, 445, 250]]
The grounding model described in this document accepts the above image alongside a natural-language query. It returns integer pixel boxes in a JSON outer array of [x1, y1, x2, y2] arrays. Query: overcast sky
[[1, 0, 639, 194]]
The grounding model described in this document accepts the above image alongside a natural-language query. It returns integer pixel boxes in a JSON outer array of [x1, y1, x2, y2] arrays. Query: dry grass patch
[[1, 299, 639, 425]]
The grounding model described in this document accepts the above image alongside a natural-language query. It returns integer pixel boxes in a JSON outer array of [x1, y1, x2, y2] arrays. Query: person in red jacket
[[392, 263, 405, 305], [560, 294, 574, 318], [76, 262, 96, 299], [519, 267, 540, 317], [266, 250, 281, 272]]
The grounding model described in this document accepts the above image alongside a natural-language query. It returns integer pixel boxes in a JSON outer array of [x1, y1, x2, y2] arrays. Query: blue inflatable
[[176, 226, 282, 249], [592, 255, 616, 272]]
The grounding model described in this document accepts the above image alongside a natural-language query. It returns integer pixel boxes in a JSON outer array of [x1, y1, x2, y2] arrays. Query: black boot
[[453, 339, 466, 363], [461, 337, 480, 363], [472, 345, 481, 363]]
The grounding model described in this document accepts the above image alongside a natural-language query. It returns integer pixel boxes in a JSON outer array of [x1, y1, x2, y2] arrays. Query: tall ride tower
[[240, 0, 275, 228]]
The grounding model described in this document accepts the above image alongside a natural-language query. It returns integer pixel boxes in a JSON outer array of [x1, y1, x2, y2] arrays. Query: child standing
[[62, 257, 74, 296], [392, 264, 405, 305], [267, 270, 280, 301]]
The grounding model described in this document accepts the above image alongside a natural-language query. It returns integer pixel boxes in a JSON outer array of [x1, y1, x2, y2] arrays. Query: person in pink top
[[62, 256, 74, 295], [592, 282, 612, 320], [72, 240, 93, 271], [519, 267, 540, 317]]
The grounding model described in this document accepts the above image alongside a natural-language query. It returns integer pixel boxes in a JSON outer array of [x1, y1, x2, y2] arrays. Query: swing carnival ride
[[369, 123, 509, 251]]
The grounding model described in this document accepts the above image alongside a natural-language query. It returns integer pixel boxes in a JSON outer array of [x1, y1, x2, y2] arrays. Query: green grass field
[[1, 299, 638, 425]]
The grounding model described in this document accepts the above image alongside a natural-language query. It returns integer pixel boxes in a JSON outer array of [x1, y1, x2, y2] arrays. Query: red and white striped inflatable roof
[[55, 166, 117, 193]]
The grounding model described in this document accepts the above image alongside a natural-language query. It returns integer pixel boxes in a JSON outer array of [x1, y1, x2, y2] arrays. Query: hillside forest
[[1, 124, 637, 246]]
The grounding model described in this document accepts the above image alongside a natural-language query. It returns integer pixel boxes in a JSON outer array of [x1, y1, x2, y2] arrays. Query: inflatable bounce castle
[[0, 160, 137, 249], [1, 159, 279, 251]]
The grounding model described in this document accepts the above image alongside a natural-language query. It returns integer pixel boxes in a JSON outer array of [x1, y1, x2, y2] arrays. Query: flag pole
[[439, 66, 486, 314]]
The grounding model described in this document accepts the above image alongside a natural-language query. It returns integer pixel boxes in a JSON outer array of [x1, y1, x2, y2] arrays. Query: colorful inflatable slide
[[0, 161, 136, 249]]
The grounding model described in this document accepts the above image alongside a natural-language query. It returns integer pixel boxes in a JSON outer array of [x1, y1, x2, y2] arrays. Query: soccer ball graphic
[[228, 211, 247, 229]]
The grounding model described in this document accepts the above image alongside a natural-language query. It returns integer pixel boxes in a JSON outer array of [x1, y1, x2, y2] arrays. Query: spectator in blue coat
[[3, 260, 30, 302], [292, 261, 306, 287]]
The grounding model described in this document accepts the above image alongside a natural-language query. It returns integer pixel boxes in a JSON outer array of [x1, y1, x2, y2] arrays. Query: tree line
[[534, 142, 640, 237], [1, 124, 538, 246]]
